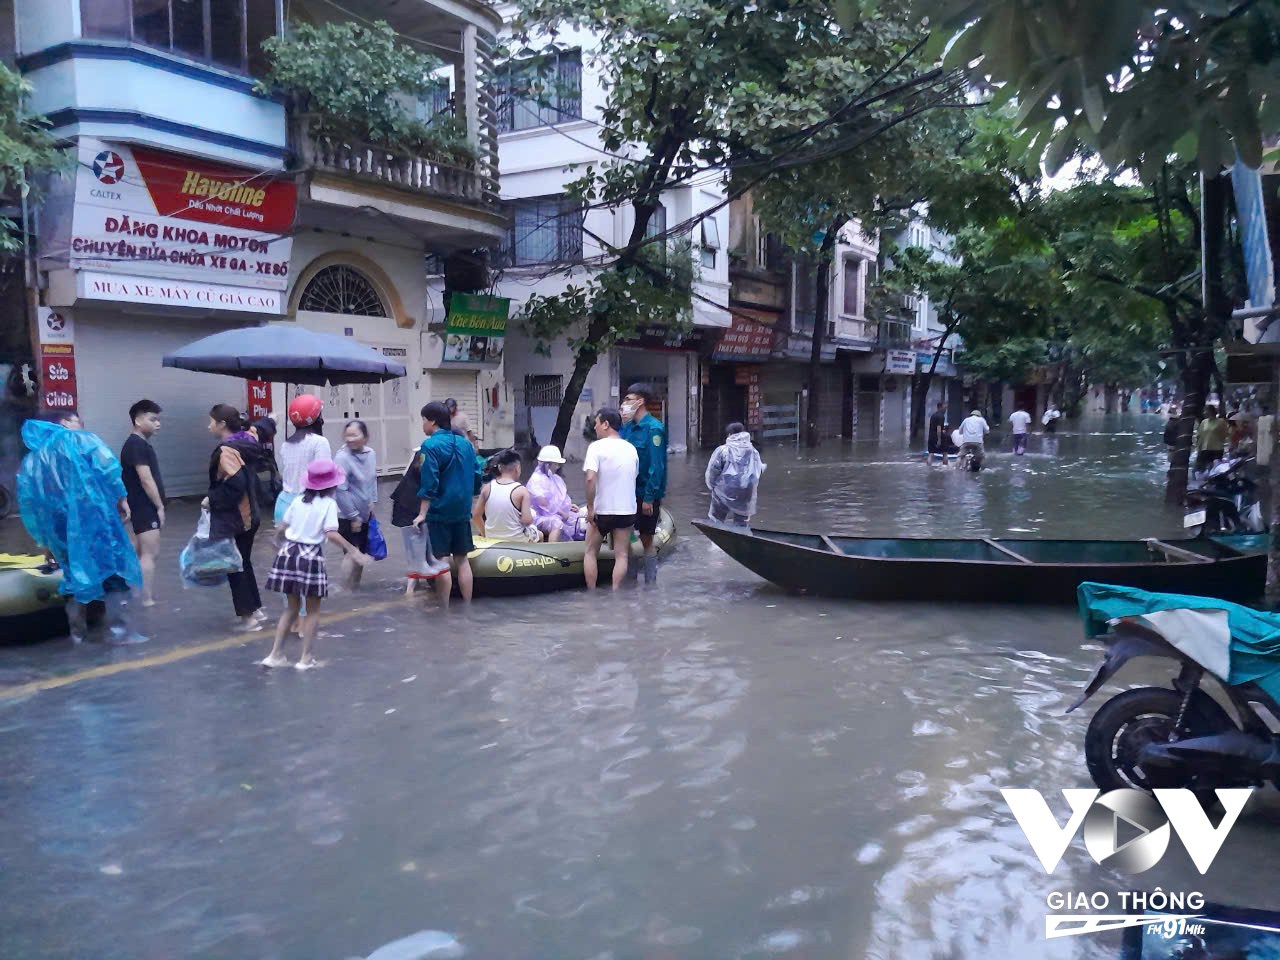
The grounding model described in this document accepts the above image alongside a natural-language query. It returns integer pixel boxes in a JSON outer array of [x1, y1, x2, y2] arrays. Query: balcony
[[292, 113, 491, 205]]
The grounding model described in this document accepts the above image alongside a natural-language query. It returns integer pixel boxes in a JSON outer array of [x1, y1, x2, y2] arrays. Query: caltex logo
[[44, 312, 65, 332], [92, 150, 125, 184]]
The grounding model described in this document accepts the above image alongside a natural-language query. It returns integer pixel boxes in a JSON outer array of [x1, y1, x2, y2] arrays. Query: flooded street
[[3, 413, 1278, 959]]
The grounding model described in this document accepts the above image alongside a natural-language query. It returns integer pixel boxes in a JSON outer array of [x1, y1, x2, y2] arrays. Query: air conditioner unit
[[824, 319, 837, 338]]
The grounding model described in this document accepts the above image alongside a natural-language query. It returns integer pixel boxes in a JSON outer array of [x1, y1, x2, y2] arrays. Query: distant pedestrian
[[412, 401, 478, 607], [958, 409, 990, 468], [583, 407, 638, 590], [927, 401, 948, 460], [473, 447, 537, 541], [17, 410, 146, 644], [1008, 406, 1032, 455], [1042, 403, 1061, 433], [334, 419, 378, 590], [619, 382, 667, 583], [1194, 404, 1229, 473], [206, 404, 266, 632], [120, 399, 165, 607], [705, 422, 765, 526], [248, 416, 283, 513], [261, 459, 371, 669], [1163, 404, 1183, 459]]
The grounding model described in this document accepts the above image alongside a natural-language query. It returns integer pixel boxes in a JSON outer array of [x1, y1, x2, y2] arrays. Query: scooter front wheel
[[1084, 686, 1233, 796]]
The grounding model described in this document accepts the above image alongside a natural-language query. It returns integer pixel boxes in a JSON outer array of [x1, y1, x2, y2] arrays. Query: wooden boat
[[691, 521, 1267, 604], [468, 508, 677, 595]]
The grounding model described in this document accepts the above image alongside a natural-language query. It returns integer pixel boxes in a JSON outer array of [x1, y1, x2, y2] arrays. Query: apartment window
[[81, 0, 280, 75], [503, 195, 583, 266], [842, 258, 863, 316], [417, 82, 453, 126], [496, 49, 582, 133], [699, 216, 719, 269]]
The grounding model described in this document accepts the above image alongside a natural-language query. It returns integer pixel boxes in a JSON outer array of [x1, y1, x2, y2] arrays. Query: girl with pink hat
[[261, 458, 371, 669]]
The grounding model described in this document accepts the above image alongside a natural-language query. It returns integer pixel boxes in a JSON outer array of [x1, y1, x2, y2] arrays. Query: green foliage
[[255, 20, 474, 163], [914, 0, 1280, 178], [0, 61, 69, 252]]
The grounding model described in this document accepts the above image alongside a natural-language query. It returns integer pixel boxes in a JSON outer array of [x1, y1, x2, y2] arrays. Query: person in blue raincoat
[[619, 382, 667, 584], [17, 411, 147, 643]]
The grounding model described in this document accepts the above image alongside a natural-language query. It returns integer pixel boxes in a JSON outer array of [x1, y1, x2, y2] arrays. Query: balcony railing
[[292, 114, 496, 206]]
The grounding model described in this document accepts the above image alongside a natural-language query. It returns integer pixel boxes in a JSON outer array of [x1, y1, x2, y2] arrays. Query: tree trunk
[[1104, 383, 1117, 414], [549, 315, 610, 452], [1164, 353, 1208, 506], [1267, 359, 1280, 608], [804, 225, 839, 448], [908, 318, 959, 440]]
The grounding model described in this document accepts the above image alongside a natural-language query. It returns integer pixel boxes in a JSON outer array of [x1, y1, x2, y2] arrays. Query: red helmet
[[288, 394, 322, 427]]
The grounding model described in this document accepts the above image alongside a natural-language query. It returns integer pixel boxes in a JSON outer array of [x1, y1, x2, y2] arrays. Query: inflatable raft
[[466, 507, 676, 595], [0, 554, 69, 642]]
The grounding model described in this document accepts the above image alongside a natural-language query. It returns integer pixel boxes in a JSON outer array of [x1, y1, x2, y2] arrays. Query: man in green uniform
[[619, 382, 667, 583], [412, 401, 477, 607]]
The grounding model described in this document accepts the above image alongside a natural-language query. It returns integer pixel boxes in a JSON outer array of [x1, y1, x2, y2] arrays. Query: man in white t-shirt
[[1008, 407, 1032, 455], [958, 409, 990, 469], [583, 407, 639, 590]]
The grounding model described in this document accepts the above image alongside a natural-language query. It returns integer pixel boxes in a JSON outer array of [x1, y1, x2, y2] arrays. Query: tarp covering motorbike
[[16, 419, 141, 602], [1078, 581, 1280, 702]]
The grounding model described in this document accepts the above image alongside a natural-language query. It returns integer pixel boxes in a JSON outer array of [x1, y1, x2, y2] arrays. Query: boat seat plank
[[820, 535, 842, 554], [983, 539, 1033, 563], [1144, 538, 1213, 564]]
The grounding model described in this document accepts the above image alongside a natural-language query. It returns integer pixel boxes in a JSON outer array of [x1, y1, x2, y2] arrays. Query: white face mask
[[621, 401, 638, 420]]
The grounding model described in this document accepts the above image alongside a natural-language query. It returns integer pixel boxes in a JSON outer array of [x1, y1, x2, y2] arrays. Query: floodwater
[[2, 412, 1279, 960]]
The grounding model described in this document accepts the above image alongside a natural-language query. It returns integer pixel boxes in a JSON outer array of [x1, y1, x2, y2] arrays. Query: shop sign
[[916, 351, 957, 377], [618, 323, 700, 351], [884, 348, 916, 374], [714, 311, 778, 361], [70, 137, 296, 299], [734, 364, 763, 427], [37, 307, 78, 410], [443, 293, 508, 364], [247, 379, 272, 420], [76, 270, 284, 313]]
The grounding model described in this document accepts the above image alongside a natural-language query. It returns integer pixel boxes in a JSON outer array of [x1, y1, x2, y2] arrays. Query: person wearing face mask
[[618, 382, 667, 584]]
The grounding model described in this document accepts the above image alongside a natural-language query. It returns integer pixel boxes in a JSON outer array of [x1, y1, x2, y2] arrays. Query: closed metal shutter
[[75, 312, 252, 497], [426, 370, 482, 443]]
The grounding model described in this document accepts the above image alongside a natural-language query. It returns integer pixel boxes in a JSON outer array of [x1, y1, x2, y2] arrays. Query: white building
[[12, 0, 506, 493], [427, 10, 731, 459]]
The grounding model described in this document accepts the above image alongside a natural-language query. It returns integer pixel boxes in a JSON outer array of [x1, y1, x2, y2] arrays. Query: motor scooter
[[1069, 583, 1280, 797], [1183, 456, 1263, 535]]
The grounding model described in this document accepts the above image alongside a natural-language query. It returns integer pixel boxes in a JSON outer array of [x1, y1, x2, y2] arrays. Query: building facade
[[11, 0, 505, 494], [434, 11, 732, 461]]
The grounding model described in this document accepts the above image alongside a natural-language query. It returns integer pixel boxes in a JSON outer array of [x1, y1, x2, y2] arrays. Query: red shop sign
[[131, 145, 297, 234], [41, 351, 78, 410], [246, 379, 272, 420]]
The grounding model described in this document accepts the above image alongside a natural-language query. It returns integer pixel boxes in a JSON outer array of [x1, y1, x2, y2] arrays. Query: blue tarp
[[1077, 581, 1280, 703], [16, 419, 141, 602]]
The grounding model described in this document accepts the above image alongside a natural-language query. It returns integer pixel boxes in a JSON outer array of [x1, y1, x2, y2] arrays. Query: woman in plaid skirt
[[261, 459, 371, 669]]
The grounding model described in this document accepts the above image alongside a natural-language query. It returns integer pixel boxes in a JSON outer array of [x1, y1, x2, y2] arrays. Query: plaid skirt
[[265, 541, 328, 597]]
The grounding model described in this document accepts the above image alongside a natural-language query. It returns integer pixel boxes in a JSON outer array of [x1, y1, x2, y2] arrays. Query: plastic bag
[[367, 514, 387, 561], [179, 511, 243, 588]]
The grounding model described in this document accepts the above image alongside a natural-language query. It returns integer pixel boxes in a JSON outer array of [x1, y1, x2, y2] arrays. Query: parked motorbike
[[1069, 588, 1280, 796], [1184, 456, 1263, 535]]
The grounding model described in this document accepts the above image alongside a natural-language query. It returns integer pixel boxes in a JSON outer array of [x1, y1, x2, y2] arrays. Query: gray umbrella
[[161, 326, 407, 385]]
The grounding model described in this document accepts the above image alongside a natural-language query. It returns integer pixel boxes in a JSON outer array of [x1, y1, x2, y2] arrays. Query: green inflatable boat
[[0, 554, 69, 642], [466, 507, 676, 595]]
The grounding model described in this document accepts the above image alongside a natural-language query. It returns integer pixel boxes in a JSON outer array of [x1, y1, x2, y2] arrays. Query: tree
[[512, 0, 960, 451], [0, 61, 69, 252]]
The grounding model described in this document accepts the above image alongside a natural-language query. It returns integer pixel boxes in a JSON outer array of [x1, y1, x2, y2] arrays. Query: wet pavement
[[2, 413, 1278, 959]]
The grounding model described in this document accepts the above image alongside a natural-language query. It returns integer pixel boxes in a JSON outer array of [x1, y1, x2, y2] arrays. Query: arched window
[[297, 265, 388, 316]]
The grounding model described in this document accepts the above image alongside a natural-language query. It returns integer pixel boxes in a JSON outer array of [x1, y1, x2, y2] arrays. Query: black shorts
[[129, 497, 161, 535], [427, 518, 474, 557], [635, 499, 662, 536], [593, 513, 635, 535], [338, 517, 370, 553]]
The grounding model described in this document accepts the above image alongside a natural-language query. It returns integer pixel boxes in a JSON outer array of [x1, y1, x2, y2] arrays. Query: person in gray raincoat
[[705, 422, 765, 526]]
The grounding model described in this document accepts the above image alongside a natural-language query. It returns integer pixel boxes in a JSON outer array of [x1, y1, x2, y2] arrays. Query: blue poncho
[[17, 419, 141, 602]]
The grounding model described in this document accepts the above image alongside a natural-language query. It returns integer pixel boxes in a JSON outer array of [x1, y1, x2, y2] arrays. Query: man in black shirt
[[927, 401, 948, 461], [120, 399, 165, 606]]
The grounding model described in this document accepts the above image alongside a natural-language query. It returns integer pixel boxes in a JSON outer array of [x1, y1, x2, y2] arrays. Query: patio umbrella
[[161, 326, 406, 386]]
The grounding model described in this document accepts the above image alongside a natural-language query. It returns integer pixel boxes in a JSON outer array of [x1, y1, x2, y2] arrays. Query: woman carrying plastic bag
[[179, 507, 244, 588]]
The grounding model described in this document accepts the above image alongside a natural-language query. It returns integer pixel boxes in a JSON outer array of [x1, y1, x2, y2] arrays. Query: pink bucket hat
[[304, 458, 345, 490]]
